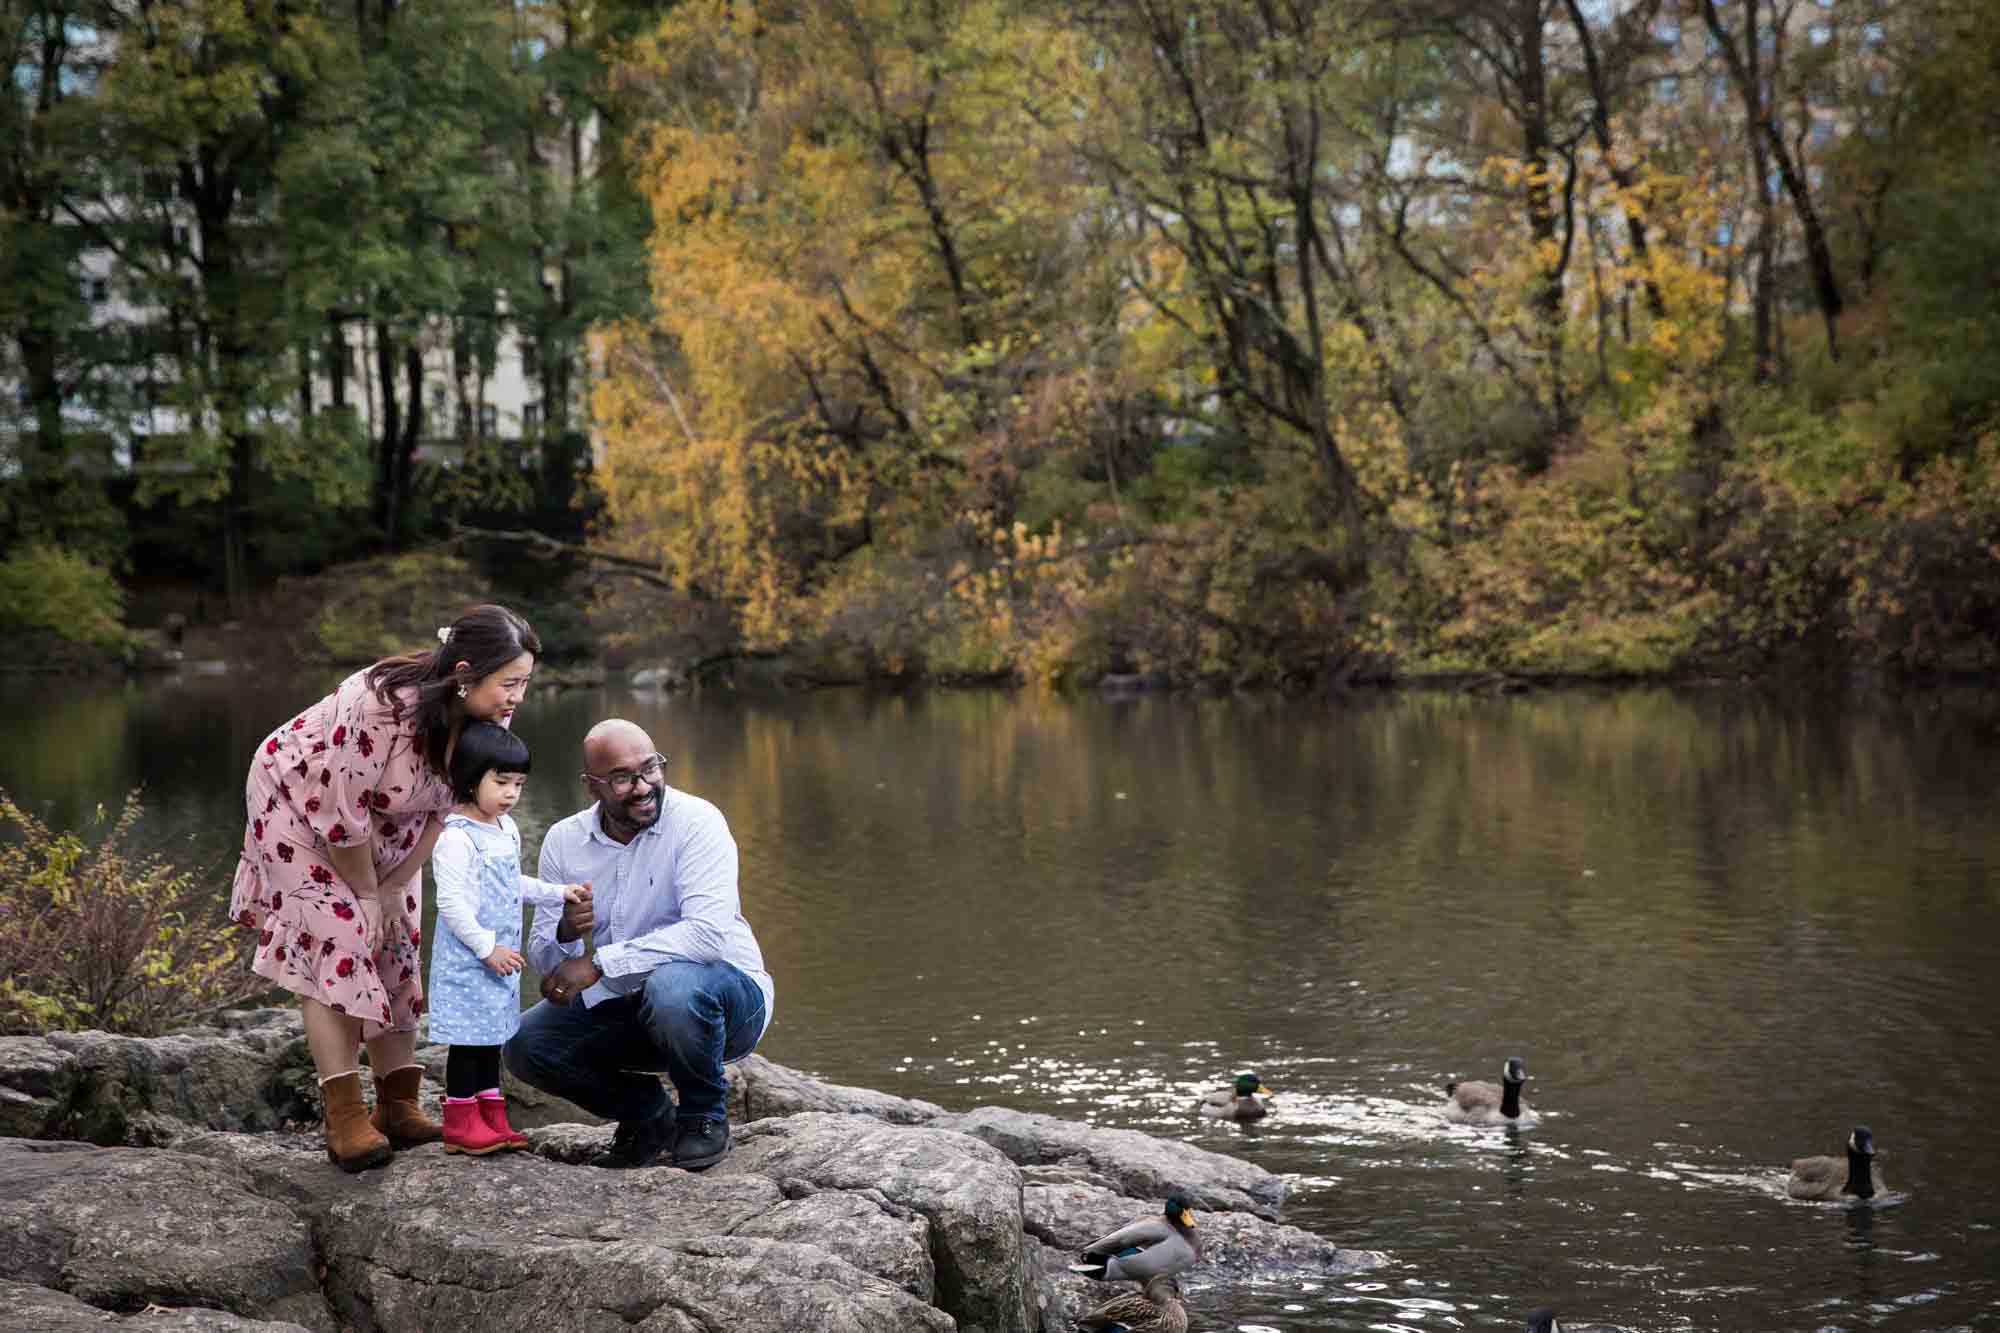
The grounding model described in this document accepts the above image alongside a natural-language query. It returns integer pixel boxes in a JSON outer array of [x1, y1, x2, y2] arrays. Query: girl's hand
[[562, 882, 591, 904], [482, 945, 525, 976]]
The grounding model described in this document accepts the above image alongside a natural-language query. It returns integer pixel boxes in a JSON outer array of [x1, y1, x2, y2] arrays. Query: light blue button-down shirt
[[527, 787, 774, 1034]]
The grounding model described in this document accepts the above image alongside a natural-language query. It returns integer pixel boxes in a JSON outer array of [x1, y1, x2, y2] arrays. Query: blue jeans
[[503, 960, 766, 1124]]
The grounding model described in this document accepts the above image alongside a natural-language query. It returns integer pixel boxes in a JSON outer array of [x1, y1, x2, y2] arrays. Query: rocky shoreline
[[0, 1010, 1384, 1331]]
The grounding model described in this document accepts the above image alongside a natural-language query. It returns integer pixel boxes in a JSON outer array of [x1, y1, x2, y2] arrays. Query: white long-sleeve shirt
[[431, 812, 568, 960], [526, 788, 774, 1035]]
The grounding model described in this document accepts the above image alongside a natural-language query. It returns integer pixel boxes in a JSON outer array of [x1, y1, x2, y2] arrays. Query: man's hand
[[541, 955, 602, 1006], [555, 882, 594, 942]]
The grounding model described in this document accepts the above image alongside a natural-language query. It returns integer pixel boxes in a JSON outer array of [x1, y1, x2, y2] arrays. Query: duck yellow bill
[[1179, 1209, 1196, 1227]]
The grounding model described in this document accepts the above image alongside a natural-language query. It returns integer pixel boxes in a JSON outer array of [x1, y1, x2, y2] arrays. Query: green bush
[[0, 789, 266, 1037], [0, 543, 132, 654]]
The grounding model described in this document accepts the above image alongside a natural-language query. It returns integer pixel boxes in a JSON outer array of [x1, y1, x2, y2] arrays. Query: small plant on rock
[[0, 789, 265, 1036]]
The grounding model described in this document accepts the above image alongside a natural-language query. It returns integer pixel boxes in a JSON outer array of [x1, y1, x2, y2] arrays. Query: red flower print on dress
[[265, 738, 279, 756], [277, 783, 292, 801], [253, 819, 264, 841], [259, 929, 273, 946], [399, 965, 413, 984], [356, 731, 375, 758], [303, 796, 320, 813], [400, 830, 415, 850], [310, 865, 334, 885], [270, 892, 284, 909], [321, 939, 336, 957], [291, 717, 305, 730], [296, 931, 314, 951], [332, 725, 346, 747], [379, 821, 396, 839], [327, 823, 348, 844], [294, 759, 309, 780], [409, 928, 422, 948], [237, 909, 256, 928], [335, 956, 355, 978], [404, 893, 416, 913], [380, 1004, 393, 1021], [331, 900, 355, 921], [264, 795, 277, 813], [276, 842, 294, 862], [320, 771, 331, 787], [364, 957, 377, 973], [274, 945, 287, 961]]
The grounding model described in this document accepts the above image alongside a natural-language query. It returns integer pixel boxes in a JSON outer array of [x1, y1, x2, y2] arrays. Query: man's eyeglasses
[[583, 753, 665, 796]]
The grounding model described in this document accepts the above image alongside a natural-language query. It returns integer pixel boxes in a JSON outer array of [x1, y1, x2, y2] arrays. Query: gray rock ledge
[[0, 1012, 1385, 1331]]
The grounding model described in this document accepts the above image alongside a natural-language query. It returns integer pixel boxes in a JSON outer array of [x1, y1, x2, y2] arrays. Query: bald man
[[505, 720, 774, 1170]]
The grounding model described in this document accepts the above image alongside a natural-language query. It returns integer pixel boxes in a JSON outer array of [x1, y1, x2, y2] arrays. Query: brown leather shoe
[[368, 1064, 443, 1149], [322, 1071, 393, 1173]]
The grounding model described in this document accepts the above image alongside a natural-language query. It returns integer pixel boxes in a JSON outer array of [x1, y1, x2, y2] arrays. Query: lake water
[[3, 672, 1998, 1332]]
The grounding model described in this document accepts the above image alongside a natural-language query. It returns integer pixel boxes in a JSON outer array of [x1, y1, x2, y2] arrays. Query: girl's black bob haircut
[[450, 721, 532, 802]]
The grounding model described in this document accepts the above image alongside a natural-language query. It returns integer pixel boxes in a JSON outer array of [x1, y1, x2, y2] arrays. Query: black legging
[[445, 1044, 502, 1099]]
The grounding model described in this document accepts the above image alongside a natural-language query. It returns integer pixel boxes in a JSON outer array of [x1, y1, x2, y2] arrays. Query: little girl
[[428, 721, 588, 1155]]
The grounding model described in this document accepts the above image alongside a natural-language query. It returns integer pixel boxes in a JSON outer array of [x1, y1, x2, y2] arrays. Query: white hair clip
[[436, 626, 452, 645]]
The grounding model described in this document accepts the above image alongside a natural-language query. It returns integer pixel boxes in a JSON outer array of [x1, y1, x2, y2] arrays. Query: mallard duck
[[1196, 1072, 1271, 1121], [1443, 1056, 1536, 1126], [1788, 1126, 1886, 1200], [1069, 1193, 1202, 1283], [1076, 1274, 1188, 1333]]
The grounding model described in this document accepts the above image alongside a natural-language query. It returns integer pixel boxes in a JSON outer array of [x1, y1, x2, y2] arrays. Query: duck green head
[[1234, 1072, 1266, 1097], [1163, 1192, 1197, 1229]]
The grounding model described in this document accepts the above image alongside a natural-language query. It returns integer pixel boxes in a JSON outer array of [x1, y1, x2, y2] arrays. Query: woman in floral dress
[[230, 603, 540, 1171]]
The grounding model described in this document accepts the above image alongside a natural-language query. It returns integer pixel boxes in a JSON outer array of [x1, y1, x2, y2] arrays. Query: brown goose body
[[1787, 1127, 1884, 1200], [1443, 1057, 1536, 1126], [1076, 1275, 1188, 1333]]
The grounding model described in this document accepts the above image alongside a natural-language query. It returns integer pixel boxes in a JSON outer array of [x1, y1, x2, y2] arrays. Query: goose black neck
[[1500, 1079, 1523, 1118], [1845, 1147, 1875, 1198]]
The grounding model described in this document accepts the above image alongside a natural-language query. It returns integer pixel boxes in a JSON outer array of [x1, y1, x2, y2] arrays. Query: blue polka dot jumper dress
[[426, 812, 568, 1047]]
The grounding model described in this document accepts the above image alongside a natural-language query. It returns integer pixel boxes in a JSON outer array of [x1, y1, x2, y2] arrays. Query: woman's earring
[[457, 684, 468, 699]]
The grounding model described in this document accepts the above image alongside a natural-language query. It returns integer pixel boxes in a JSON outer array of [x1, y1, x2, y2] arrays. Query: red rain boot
[[476, 1090, 529, 1150], [441, 1096, 512, 1156]]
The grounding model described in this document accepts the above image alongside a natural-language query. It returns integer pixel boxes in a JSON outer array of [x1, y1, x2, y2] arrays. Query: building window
[[1808, 118, 1835, 147], [479, 404, 497, 438], [522, 401, 541, 436], [1654, 75, 1681, 104], [82, 276, 109, 303], [521, 339, 541, 383], [1655, 19, 1680, 48], [1713, 221, 1734, 246], [1861, 20, 1884, 46], [1808, 21, 1832, 45]]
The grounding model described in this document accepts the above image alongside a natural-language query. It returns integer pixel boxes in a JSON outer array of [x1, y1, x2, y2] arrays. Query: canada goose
[[1069, 1193, 1202, 1283], [1076, 1274, 1188, 1333], [1443, 1056, 1536, 1126], [1788, 1126, 1886, 1200], [1196, 1072, 1271, 1121]]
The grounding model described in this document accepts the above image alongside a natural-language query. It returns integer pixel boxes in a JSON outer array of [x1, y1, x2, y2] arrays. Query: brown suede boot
[[369, 1063, 443, 1149], [321, 1071, 393, 1173]]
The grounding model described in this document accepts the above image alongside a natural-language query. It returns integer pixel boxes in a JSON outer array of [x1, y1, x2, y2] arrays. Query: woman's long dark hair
[[365, 604, 540, 774]]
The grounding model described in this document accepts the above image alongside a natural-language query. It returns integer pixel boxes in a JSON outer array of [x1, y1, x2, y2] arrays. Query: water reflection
[[3, 677, 2000, 1329]]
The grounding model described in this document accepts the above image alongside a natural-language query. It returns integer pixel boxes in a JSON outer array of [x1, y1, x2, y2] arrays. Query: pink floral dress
[[229, 670, 454, 1036]]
